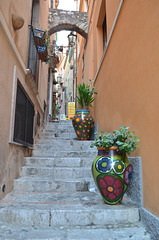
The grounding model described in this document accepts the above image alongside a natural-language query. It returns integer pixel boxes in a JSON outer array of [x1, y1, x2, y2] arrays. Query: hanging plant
[[37, 46, 48, 62], [33, 28, 46, 47]]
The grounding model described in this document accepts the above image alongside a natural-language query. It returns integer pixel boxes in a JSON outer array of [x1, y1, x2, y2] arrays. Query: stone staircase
[[0, 121, 151, 239]]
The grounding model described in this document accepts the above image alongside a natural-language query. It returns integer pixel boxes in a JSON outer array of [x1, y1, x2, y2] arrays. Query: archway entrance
[[48, 9, 88, 39], [48, 9, 88, 121]]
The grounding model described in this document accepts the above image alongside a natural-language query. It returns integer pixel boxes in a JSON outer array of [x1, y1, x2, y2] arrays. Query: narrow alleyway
[[0, 121, 151, 239]]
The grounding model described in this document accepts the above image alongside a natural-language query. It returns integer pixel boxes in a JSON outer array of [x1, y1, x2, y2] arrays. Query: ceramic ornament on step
[[92, 146, 133, 205], [72, 109, 94, 140]]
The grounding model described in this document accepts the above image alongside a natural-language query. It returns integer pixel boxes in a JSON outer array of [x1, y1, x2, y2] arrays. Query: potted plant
[[72, 80, 97, 140], [53, 104, 59, 122], [76, 81, 97, 109], [33, 28, 50, 62], [90, 126, 139, 205]]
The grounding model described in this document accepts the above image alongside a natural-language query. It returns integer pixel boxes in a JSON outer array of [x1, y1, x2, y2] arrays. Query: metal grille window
[[14, 83, 34, 147]]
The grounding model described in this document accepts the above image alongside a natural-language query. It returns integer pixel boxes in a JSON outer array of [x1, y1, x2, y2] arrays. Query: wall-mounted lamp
[[68, 32, 77, 47], [57, 75, 62, 83]]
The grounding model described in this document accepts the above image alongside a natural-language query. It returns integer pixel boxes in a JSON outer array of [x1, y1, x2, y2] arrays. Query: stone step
[[34, 139, 94, 152], [0, 119, 151, 239], [0, 192, 140, 228], [42, 127, 75, 135], [47, 120, 73, 126], [41, 132, 77, 140], [33, 150, 97, 158], [44, 123, 74, 131], [24, 157, 94, 167], [34, 144, 93, 153], [20, 166, 92, 178], [0, 223, 151, 240], [45, 121, 73, 126], [13, 176, 95, 192]]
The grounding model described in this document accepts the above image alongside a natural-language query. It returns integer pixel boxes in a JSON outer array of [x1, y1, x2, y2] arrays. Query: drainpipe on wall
[[49, 71, 53, 117]]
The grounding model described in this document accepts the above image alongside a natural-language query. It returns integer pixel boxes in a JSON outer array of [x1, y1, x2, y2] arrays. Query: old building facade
[[0, 0, 159, 236], [0, 0, 50, 199], [77, 0, 159, 233]]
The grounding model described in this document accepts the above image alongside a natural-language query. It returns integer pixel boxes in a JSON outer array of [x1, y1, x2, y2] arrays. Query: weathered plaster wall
[[106, 0, 121, 39], [0, 0, 49, 199], [0, 0, 32, 66], [77, 0, 159, 218], [91, 0, 159, 216], [0, 24, 31, 199]]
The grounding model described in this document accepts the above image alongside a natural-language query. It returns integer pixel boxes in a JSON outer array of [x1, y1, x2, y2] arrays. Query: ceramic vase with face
[[92, 146, 133, 205]]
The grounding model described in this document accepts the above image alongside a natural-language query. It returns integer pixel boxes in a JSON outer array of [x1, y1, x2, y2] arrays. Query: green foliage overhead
[[90, 126, 140, 155], [77, 80, 97, 109]]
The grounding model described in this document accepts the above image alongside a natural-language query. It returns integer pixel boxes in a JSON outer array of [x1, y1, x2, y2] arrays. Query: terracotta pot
[[92, 146, 133, 205], [72, 109, 94, 140]]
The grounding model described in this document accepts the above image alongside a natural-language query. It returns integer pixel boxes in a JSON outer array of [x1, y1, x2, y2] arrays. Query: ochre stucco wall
[[0, 22, 31, 199], [95, 0, 159, 216], [106, 0, 121, 40], [0, 0, 49, 199], [0, 0, 32, 66], [79, 0, 159, 217]]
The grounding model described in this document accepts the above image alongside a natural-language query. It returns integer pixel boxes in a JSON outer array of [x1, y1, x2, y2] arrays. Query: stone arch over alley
[[48, 9, 88, 39]]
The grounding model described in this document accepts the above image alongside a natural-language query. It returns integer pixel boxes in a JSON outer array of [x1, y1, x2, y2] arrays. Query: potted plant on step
[[53, 104, 59, 122], [72, 80, 97, 140], [90, 126, 140, 205]]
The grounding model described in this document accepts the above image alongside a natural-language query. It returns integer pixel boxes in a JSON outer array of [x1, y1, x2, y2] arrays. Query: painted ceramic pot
[[92, 146, 133, 205], [72, 109, 94, 140]]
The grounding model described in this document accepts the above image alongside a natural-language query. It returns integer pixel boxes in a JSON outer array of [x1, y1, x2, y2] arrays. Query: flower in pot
[[72, 80, 97, 140], [91, 126, 139, 205]]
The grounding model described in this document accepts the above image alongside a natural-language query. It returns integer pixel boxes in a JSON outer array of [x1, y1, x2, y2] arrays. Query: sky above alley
[[56, 0, 76, 46], [58, 0, 76, 11]]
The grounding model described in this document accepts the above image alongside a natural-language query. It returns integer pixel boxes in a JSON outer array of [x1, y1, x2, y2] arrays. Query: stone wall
[[48, 9, 88, 39]]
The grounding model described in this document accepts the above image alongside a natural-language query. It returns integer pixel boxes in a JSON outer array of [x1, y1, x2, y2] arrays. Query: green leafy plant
[[53, 104, 59, 119], [113, 126, 140, 155], [90, 131, 113, 149], [90, 126, 140, 155], [44, 31, 51, 64], [45, 31, 50, 47], [77, 80, 97, 109], [46, 55, 51, 64]]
